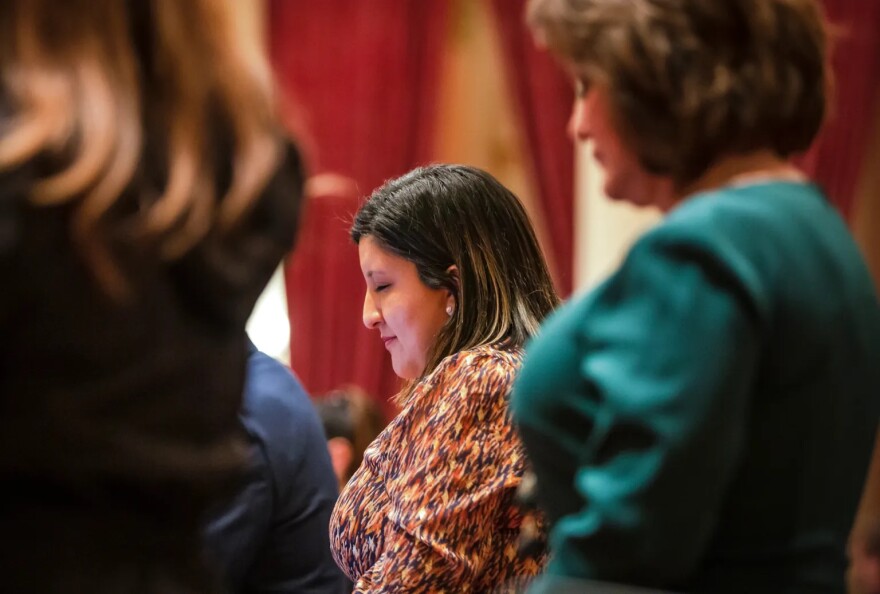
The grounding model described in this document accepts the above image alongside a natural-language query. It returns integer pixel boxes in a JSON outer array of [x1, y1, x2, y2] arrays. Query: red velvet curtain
[[488, 0, 575, 296], [796, 0, 880, 219], [269, 0, 450, 416]]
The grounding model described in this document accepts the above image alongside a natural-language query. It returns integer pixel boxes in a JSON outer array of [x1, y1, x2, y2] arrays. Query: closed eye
[[375, 284, 390, 292]]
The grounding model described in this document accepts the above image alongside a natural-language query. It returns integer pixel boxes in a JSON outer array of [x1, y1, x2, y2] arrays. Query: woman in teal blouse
[[513, 1, 880, 592]]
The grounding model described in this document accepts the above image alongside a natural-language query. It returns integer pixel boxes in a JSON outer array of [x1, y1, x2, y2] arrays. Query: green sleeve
[[512, 229, 762, 589]]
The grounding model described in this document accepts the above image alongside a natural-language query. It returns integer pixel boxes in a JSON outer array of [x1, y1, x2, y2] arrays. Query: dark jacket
[[0, 97, 304, 591], [204, 341, 348, 594]]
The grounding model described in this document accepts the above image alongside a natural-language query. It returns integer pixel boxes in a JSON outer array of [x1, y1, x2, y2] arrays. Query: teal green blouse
[[512, 182, 880, 593]]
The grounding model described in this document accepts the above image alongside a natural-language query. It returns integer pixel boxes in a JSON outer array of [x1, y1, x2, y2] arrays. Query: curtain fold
[[488, 0, 576, 296], [796, 0, 880, 219], [269, 0, 450, 415]]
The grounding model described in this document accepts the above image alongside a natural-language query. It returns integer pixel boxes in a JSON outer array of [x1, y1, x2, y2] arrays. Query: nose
[[363, 291, 381, 330], [567, 97, 589, 142]]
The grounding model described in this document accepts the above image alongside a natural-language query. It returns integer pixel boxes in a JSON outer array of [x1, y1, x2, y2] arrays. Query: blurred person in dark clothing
[[0, 1, 303, 591], [204, 340, 348, 594]]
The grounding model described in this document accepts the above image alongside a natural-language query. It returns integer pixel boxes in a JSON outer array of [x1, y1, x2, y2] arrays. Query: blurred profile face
[[326, 437, 354, 488], [359, 236, 453, 380], [569, 81, 676, 210]]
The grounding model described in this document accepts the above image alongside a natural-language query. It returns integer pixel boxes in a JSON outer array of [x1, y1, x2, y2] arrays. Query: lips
[[382, 336, 396, 349]]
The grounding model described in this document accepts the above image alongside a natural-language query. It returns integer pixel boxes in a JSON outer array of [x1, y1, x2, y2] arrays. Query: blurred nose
[[567, 97, 590, 142], [363, 292, 381, 330]]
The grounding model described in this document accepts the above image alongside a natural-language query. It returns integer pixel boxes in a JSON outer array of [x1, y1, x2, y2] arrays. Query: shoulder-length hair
[[351, 164, 560, 384], [527, 0, 830, 189], [0, 0, 285, 296]]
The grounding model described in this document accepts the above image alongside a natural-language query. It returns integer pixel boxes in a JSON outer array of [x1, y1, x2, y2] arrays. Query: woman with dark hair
[[0, 1, 303, 591], [511, 0, 880, 592], [329, 164, 560, 593]]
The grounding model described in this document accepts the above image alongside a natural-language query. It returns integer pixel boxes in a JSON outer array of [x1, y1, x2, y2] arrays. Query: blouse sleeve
[[353, 355, 526, 593], [511, 226, 763, 588]]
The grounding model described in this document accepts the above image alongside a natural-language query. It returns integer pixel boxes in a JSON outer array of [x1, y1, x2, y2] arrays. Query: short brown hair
[[527, 0, 830, 187]]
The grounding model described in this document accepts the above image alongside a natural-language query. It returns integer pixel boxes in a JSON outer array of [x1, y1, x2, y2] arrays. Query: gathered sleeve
[[353, 353, 532, 593], [512, 225, 765, 589]]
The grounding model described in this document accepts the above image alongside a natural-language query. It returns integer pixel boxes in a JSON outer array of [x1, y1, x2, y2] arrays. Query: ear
[[445, 265, 459, 316], [446, 265, 460, 287]]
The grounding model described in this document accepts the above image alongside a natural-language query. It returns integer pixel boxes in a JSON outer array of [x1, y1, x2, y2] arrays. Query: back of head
[[527, 0, 829, 188], [0, 0, 284, 296], [351, 164, 560, 378], [317, 386, 386, 484]]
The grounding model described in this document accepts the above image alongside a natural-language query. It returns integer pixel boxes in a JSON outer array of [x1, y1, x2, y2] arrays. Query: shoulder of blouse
[[428, 341, 520, 379], [404, 343, 523, 408]]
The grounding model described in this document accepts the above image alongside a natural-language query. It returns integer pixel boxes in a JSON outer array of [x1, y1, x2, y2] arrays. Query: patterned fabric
[[330, 343, 547, 593]]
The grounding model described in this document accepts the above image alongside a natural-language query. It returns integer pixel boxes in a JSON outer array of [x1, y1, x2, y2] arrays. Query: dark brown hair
[[351, 164, 560, 387], [527, 0, 830, 188]]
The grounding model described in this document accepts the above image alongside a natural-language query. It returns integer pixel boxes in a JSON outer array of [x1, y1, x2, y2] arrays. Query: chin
[[605, 171, 675, 210], [391, 362, 417, 380], [603, 179, 627, 203], [605, 183, 652, 208], [605, 187, 639, 207]]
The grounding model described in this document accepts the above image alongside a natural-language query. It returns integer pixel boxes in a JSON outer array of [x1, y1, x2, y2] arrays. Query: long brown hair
[[0, 0, 283, 296]]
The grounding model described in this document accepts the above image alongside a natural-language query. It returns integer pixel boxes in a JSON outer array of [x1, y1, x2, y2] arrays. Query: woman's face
[[569, 82, 675, 209], [358, 235, 453, 380]]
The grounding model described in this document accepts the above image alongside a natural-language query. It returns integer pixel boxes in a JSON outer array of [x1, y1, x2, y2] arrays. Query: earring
[[446, 304, 454, 316]]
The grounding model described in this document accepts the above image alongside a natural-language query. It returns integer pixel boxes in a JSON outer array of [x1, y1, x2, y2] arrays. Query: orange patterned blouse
[[329, 344, 546, 593]]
